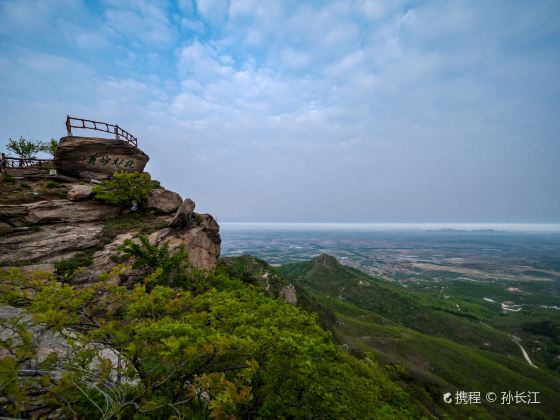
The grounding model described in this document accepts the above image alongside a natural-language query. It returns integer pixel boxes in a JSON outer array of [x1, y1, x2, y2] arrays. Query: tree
[[6, 137, 44, 160], [92, 171, 154, 208], [40, 138, 58, 157]]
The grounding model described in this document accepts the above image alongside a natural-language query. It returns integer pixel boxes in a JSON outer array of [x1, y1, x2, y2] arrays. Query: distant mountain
[[281, 254, 560, 419]]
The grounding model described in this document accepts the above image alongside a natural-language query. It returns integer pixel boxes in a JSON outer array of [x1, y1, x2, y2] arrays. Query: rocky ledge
[[0, 178, 221, 273]]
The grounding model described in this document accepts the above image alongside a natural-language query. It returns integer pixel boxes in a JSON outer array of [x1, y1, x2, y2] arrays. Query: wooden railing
[[1, 154, 52, 173], [66, 115, 138, 147]]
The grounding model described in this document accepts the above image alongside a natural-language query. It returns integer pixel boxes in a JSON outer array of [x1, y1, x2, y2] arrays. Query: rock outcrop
[[67, 184, 93, 201], [0, 222, 105, 263], [145, 188, 183, 213], [0, 197, 120, 263], [81, 200, 222, 281], [170, 198, 196, 228], [0, 302, 137, 415], [152, 198, 221, 270], [0, 199, 118, 226], [154, 216, 221, 270], [1, 155, 220, 275], [54, 136, 149, 180]]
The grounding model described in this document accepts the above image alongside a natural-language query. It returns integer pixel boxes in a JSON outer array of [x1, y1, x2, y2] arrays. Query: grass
[[102, 211, 169, 239], [0, 177, 70, 204], [2, 174, 16, 183], [281, 255, 518, 355], [45, 180, 64, 189]]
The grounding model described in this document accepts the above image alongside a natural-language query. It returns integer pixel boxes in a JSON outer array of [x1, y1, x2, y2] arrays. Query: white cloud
[[1, 0, 559, 221], [195, 0, 229, 25]]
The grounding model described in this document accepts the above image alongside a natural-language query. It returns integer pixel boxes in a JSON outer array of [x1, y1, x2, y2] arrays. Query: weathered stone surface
[[145, 188, 183, 213], [74, 232, 136, 283], [152, 213, 221, 270], [0, 221, 11, 234], [54, 136, 149, 180], [281, 284, 298, 305], [0, 222, 104, 263], [0, 199, 119, 226], [0, 303, 137, 408], [67, 184, 93, 201], [169, 198, 196, 228], [0, 304, 72, 366]]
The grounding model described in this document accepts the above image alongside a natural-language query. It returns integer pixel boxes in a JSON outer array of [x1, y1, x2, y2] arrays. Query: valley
[[222, 224, 560, 418]]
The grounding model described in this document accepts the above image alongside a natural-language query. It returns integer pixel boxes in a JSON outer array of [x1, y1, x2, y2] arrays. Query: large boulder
[[145, 189, 183, 213], [153, 225, 221, 271], [54, 136, 149, 180], [169, 198, 196, 228], [67, 184, 93, 201]]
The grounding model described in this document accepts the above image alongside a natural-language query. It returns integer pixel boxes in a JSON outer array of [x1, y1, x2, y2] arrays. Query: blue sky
[[1, 0, 559, 222]]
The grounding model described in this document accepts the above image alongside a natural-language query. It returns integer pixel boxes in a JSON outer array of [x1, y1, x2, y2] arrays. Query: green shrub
[[45, 180, 63, 189], [92, 171, 153, 208], [2, 174, 15, 183], [54, 252, 93, 281], [0, 266, 417, 419], [118, 234, 191, 289]]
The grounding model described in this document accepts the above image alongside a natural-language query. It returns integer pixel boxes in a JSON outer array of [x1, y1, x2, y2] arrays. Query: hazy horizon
[[1, 1, 559, 222], [221, 221, 560, 234]]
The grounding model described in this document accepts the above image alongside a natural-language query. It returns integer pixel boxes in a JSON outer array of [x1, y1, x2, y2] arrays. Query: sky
[[0, 0, 559, 223]]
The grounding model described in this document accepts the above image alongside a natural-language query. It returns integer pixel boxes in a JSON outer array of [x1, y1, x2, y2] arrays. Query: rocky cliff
[[0, 175, 221, 276]]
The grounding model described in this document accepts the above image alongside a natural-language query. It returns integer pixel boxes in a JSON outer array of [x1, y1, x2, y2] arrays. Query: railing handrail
[[1, 154, 52, 169], [66, 115, 138, 147]]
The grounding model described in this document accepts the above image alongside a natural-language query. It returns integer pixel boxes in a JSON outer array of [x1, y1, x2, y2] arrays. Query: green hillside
[[0, 250, 423, 419], [281, 254, 560, 419]]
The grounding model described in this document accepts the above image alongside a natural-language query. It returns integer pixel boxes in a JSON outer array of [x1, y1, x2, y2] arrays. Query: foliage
[[102, 212, 168, 241], [6, 137, 45, 160], [92, 171, 153, 208], [45, 180, 63, 189], [219, 255, 288, 298], [54, 252, 94, 281], [281, 255, 560, 419], [118, 235, 192, 290], [0, 254, 418, 419], [42, 138, 58, 156]]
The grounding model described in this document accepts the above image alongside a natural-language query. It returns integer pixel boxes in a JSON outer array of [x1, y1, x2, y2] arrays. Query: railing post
[[66, 115, 72, 136], [115, 124, 120, 140]]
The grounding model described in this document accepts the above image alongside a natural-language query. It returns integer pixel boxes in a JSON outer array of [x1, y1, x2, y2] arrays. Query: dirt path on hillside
[[512, 335, 539, 369]]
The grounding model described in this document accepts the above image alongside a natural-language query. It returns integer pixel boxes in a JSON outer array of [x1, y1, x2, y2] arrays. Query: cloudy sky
[[1, 0, 559, 222]]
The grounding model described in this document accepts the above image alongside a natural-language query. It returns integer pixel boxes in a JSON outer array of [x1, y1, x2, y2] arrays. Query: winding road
[[512, 335, 538, 369]]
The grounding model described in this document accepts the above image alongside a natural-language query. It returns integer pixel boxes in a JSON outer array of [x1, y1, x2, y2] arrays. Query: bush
[[45, 180, 63, 189], [0, 266, 417, 419], [54, 252, 93, 281], [92, 171, 153, 208], [118, 234, 191, 289]]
